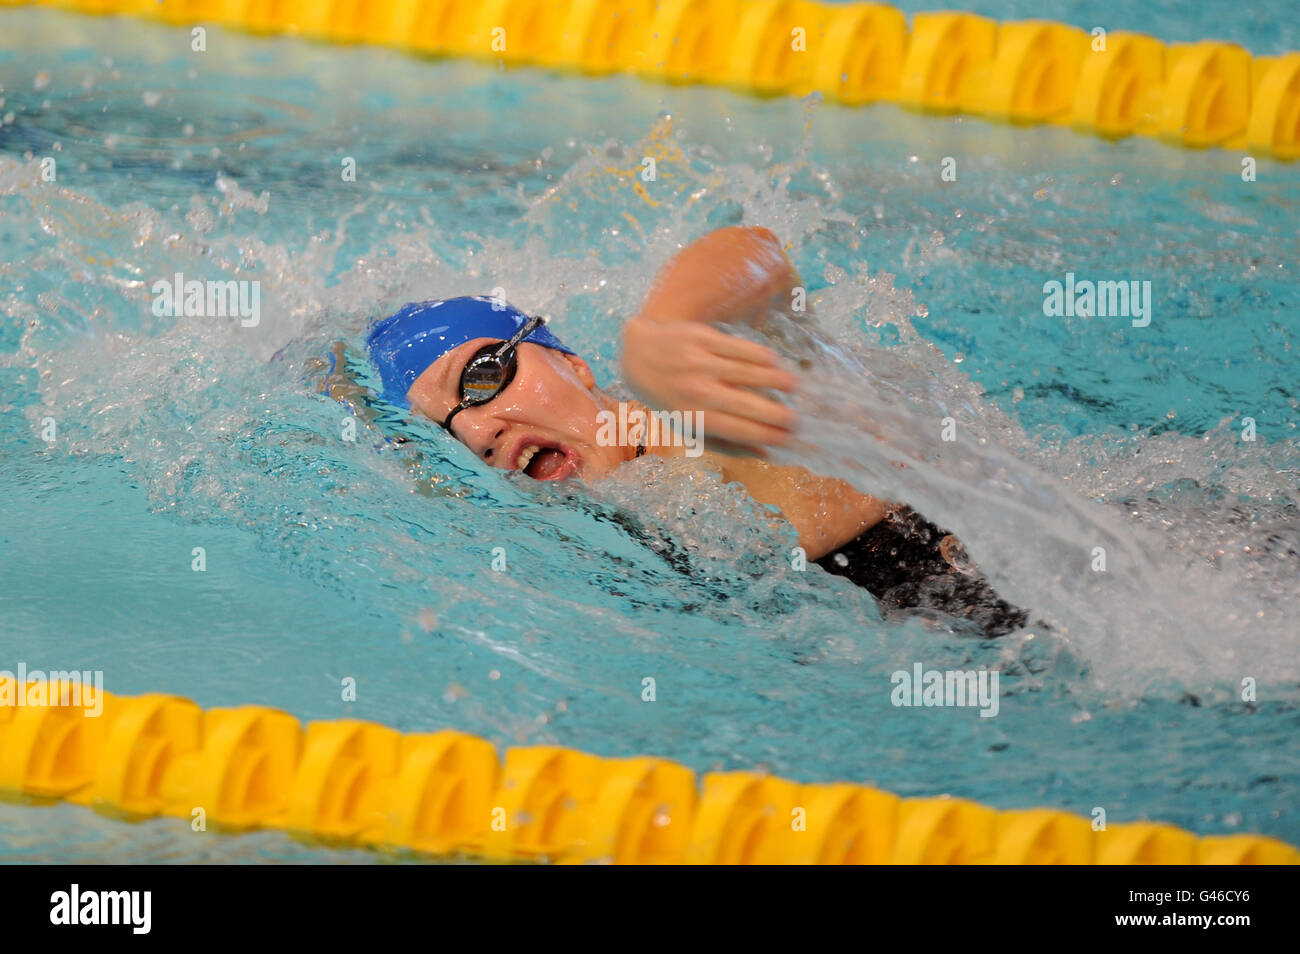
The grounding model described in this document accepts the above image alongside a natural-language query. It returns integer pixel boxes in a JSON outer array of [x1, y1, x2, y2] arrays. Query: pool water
[[1, 5, 1297, 861]]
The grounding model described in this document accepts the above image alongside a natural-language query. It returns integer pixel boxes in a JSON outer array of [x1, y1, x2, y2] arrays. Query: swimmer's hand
[[622, 226, 801, 456], [622, 316, 797, 455]]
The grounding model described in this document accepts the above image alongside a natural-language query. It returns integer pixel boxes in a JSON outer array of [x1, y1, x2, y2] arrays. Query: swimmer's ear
[[558, 351, 597, 390]]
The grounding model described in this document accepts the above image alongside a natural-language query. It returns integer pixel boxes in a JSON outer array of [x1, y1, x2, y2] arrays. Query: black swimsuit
[[814, 507, 1029, 638]]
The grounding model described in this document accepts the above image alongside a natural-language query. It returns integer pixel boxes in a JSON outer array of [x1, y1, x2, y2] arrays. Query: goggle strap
[[491, 314, 543, 361], [442, 403, 466, 431]]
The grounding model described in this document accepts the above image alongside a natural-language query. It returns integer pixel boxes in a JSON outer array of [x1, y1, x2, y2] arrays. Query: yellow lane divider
[[1, 680, 1295, 863], [7, 0, 1299, 158]]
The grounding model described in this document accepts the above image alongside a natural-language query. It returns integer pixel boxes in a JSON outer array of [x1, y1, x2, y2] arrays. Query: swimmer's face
[[407, 340, 631, 481]]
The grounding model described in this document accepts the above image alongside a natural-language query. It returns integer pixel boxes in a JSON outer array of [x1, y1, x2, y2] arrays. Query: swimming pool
[[1, 2, 1297, 862]]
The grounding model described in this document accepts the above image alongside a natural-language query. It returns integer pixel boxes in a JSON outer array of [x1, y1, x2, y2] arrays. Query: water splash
[[4, 95, 1297, 711], [3, 13, 1299, 854]]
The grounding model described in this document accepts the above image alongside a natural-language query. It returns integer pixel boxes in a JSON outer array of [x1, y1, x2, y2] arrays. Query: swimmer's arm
[[622, 226, 801, 456], [307, 344, 442, 495], [714, 454, 890, 561], [313, 342, 381, 427], [310, 341, 414, 448]]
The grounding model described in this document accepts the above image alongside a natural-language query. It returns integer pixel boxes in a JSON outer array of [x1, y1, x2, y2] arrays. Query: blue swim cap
[[366, 296, 575, 409]]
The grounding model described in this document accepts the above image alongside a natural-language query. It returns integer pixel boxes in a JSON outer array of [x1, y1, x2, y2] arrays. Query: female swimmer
[[345, 226, 1027, 637]]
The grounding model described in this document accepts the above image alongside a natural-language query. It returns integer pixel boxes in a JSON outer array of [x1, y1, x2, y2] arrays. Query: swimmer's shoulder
[[645, 445, 779, 489]]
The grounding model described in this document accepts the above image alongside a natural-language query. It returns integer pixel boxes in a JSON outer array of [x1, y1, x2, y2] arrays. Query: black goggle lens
[[441, 315, 543, 432], [460, 348, 513, 404]]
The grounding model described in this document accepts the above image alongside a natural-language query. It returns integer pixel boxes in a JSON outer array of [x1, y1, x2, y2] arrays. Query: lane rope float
[[1, 679, 1295, 863], [9, 0, 1300, 158]]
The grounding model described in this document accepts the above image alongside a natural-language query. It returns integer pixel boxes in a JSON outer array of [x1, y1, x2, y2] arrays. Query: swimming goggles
[[441, 314, 545, 432]]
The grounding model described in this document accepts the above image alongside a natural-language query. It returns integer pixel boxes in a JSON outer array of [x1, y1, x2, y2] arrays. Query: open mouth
[[513, 439, 578, 481]]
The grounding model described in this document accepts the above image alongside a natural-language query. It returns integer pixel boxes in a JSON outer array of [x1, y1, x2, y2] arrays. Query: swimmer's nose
[[453, 413, 507, 464]]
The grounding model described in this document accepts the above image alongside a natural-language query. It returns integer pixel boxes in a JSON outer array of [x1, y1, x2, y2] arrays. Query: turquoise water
[[1, 5, 1298, 862], [887, 0, 1299, 54]]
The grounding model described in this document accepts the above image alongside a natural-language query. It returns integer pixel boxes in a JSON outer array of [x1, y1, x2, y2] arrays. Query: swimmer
[[341, 226, 1027, 637]]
